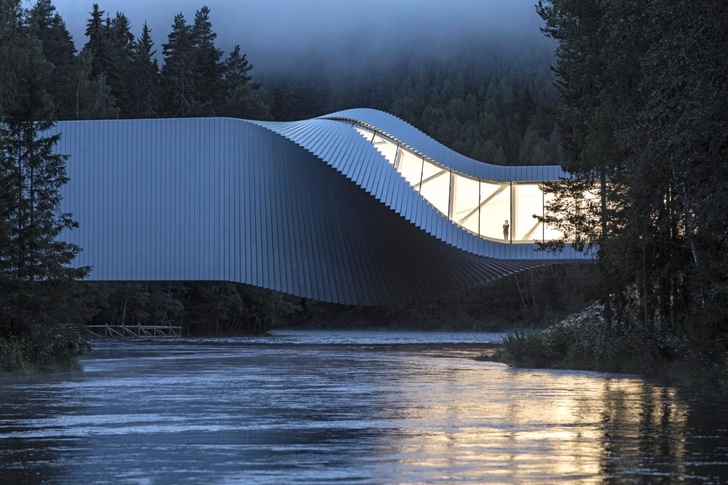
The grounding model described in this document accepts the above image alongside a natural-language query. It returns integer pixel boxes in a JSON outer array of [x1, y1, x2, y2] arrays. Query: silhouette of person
[[503, 219, 510, 241]]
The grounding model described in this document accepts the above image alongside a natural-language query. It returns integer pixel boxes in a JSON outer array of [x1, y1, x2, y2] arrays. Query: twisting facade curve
[[52, 109, 588, 306]]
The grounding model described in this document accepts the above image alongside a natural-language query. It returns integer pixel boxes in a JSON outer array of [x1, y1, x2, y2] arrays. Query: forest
[[21, 1, 565, 166], [498, 0, 728, 385], [0, 0, 726, 382]]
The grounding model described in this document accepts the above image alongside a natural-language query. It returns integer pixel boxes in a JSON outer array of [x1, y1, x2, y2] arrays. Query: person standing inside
[[503, 219, 510, 241]]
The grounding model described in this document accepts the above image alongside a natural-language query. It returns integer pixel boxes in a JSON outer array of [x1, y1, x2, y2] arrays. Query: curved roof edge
[[321, 108, 567, 183]]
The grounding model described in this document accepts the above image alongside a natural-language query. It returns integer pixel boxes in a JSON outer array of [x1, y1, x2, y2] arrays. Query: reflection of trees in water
[[599, 381, 688, 480]]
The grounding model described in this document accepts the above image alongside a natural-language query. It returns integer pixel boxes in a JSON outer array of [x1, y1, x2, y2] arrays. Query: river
[[1, 330, 727, 484]]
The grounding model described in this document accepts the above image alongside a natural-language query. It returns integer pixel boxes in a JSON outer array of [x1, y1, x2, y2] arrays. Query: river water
[[1, 330, 727, 484]]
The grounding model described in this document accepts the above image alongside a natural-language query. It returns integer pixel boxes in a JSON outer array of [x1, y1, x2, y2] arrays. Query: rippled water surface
[[1, 330, 727, 484]]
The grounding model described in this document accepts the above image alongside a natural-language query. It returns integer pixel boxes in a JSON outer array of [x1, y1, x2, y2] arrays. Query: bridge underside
[[54, 112, 584, 306]]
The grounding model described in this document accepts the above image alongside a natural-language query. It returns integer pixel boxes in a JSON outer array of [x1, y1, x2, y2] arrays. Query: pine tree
[[1, 121, 87, 281], [76, 3, 119, 118], [129, 22, 160, 118], [107, 12, 136, 116], [28, 0, 77, 120], [217, 45, 270, 119], [83, 3, 109, 81], [160, 13, 196, 116], [223, 45, 257, 92], [0, 0, 88, 342], [0, 3, 86, 282], [191, 6, 224, 113]]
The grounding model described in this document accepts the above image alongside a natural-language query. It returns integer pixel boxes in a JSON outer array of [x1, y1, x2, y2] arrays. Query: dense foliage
[[298, 264, 600, 330], [84, 282, 299, 336], [528, 0, 728, 374], [0, 0, 90, 373], [497, 304, 727, 392], [75, 263, 599, 336]]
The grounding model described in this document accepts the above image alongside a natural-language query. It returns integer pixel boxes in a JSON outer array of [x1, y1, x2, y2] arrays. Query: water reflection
[[0, 332, 726, 484], [370, 365, 693, 483]]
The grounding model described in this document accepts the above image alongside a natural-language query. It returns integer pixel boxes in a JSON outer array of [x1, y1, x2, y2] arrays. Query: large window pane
[[452, 173, 480, 234], [348, 121, 566, 244], [543, 191, 563, 241], [398, 149, 423, 188], [480, 181, 510, 240], [513, 183, 543, 241], [419, 160, 449, 215]]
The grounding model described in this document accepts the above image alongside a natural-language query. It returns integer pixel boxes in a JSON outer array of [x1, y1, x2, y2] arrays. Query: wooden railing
[[85, 323, 182, 338]]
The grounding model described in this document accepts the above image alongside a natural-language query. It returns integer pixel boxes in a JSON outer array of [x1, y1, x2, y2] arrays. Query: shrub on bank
[[493, 303, 728, 392], [0, 325, 90, 375], [495, 303, 702, 376]]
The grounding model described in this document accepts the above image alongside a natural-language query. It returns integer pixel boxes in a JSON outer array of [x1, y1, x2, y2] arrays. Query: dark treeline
[[85, 264, 599, 335], [263, 39, 564, 165], [498, 0, 728, 384], [28, 1, 564, 166], [83, 282, 298, 336], [297, 264, 600, 330], [30, 1, 269, 121]]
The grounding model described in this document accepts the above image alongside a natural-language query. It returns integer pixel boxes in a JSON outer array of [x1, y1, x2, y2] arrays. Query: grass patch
[[485, 303, 728, 393]]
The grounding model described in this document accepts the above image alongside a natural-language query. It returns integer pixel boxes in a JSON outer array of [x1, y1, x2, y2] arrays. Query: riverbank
[[484, 303, 728, 393], [0, 324, 90, 376]]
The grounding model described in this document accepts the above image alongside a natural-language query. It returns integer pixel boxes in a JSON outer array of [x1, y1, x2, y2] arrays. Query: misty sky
[[50, 0, 551, 76]]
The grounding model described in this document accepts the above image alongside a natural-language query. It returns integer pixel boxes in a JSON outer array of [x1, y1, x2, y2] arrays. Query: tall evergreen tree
[[223, 45, 257, 92], [160, 13, 196, 117], [129, 22, 160, 118], [0, 0, 88, 340], [82, 3, 109, 81], [28, 0, 77, 120], [218, 45, 269, 120], [76, 3, 119, 118], [0, 2, 86, 282], [191, 6, 224, 112], [107, 12, 136, 117]]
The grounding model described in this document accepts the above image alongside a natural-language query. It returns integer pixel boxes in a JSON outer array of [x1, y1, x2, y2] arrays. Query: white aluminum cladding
[[52, 110, 588, 306]]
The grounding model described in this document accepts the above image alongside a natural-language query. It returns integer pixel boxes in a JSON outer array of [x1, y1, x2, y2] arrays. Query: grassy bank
[[487, 303, 728, 393], [0, 325, 90, 376]]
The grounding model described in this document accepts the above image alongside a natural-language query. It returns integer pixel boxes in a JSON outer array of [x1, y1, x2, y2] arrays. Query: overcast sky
[[48, 0, 550, 76]]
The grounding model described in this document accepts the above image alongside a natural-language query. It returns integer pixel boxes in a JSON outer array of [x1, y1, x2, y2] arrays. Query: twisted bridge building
[[53, 109, 587, 306]]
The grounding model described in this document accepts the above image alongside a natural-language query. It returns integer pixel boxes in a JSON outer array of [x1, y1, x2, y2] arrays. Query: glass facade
[[479, 181, 510, 240], [348, 121, 565, 243]]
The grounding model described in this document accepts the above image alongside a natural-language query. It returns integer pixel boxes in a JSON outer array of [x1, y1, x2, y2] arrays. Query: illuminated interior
[[350, 122, 563, 243]]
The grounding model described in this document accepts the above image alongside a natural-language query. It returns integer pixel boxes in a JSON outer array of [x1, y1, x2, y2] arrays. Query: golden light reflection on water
[[375, 356, 690, 483]]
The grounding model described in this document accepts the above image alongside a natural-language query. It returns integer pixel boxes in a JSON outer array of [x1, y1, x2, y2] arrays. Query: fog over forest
[[55, 0, 554, 78]]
